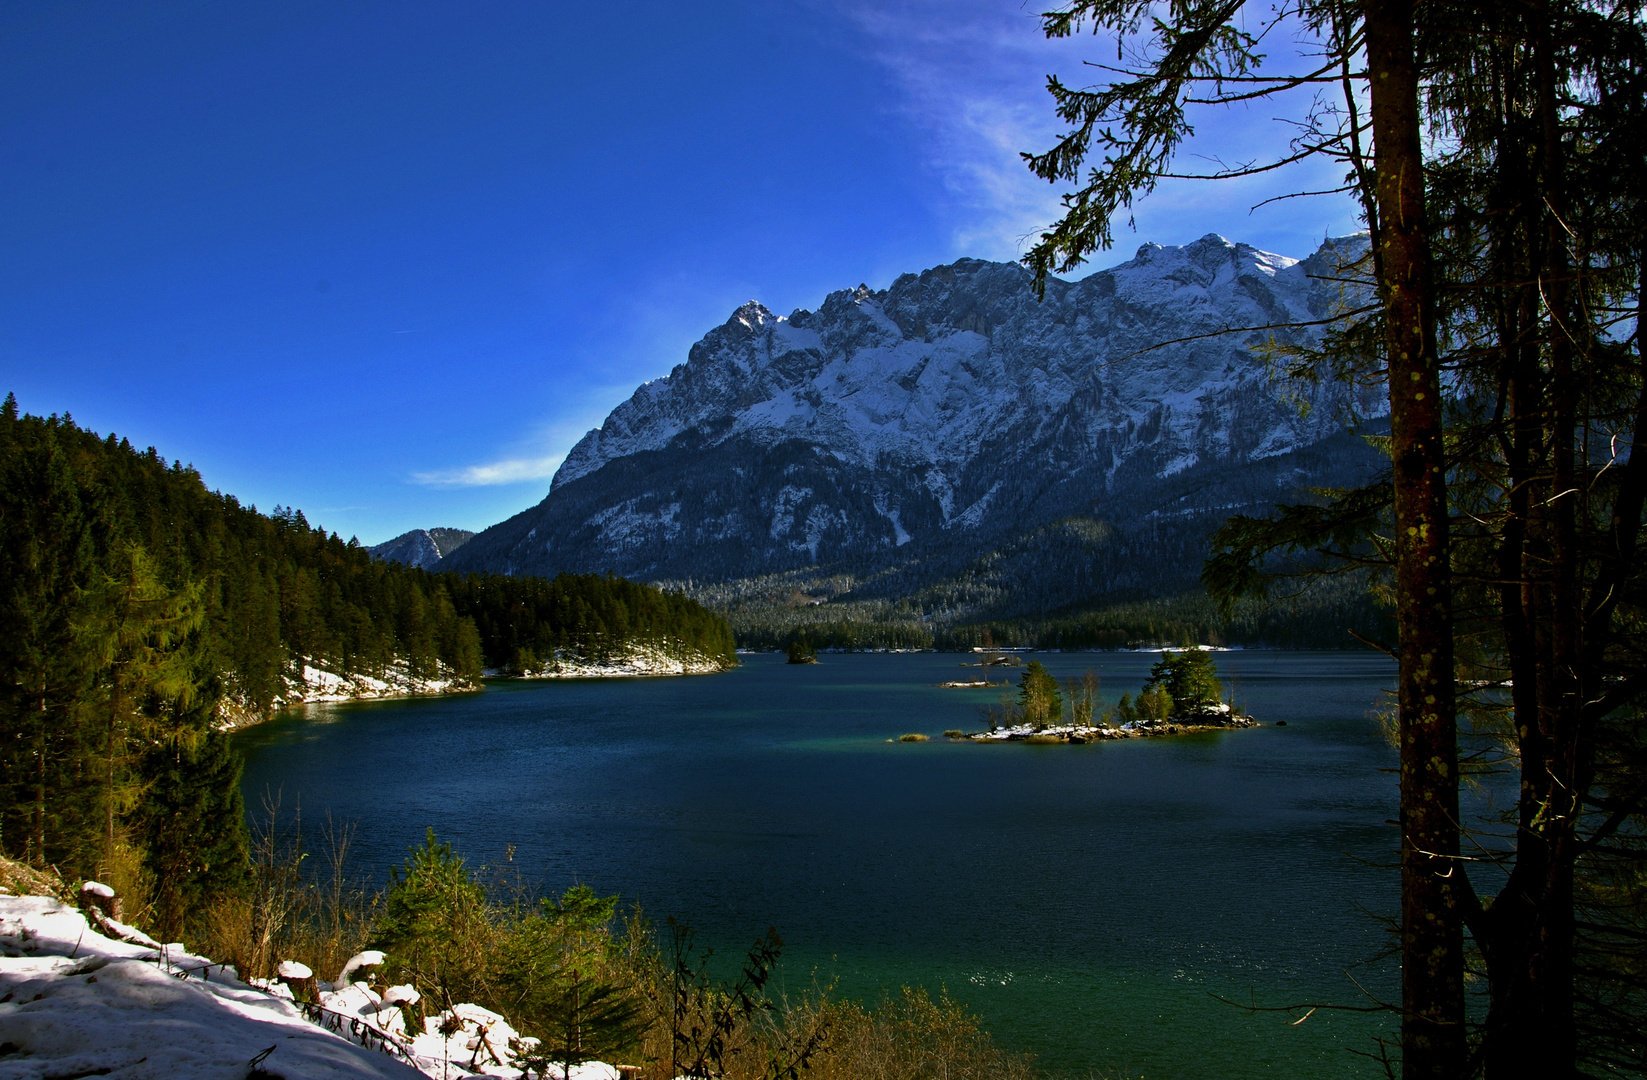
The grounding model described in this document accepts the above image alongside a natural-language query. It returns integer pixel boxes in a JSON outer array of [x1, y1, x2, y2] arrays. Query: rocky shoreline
[[216, 646, 735, 731], [960, 711, 1260, 744]]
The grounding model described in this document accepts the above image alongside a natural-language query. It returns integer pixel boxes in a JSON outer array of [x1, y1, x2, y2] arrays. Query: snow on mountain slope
[[555, 234, 1373, 491], [447, 234, 1380, 602], [369, 527, 475, 570]]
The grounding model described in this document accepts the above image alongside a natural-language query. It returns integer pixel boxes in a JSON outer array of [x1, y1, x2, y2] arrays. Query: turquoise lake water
[[235, 650, 1400, 1078]]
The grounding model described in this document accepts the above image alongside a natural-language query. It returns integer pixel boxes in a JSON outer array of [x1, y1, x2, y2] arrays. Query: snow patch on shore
[[511, 644, 731, 678], [217, 658, 478, 729]]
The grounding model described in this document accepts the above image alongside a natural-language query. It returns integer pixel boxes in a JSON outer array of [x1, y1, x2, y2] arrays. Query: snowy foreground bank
[[0, 891, 617, 1080]]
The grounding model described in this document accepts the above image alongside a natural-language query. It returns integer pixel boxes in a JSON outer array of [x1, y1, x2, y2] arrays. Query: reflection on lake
[[236, 650, 1399, 1078]]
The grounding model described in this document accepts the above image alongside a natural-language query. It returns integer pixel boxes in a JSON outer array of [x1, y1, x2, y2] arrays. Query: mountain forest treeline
[[724, 576, 1390, 653], [446, 572, 736, 672], [0, 398, 734, 938]]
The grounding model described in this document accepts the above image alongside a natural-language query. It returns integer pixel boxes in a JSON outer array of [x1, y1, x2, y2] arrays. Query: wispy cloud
[[844, 0, 1078, 263], [411, 452, 565, 488], [840, 0, 1362, 266]]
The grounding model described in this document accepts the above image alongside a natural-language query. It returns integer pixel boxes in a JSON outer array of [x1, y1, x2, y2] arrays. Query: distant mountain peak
[[369, 527, 475, 571]]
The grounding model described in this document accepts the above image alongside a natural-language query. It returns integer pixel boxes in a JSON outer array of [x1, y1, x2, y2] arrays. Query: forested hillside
[[444, 572, 736, 672], [0, 397, 735, 935]]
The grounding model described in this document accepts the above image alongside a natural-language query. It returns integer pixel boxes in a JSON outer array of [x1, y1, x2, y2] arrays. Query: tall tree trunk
[[1479, 7, 1589, 1074], [1363, 2, 1468, 1075], [32, 681, 46, 866]]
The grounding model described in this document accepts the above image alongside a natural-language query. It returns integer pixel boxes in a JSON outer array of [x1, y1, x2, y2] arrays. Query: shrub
[[1015, 661, 1063, 730], [202, 798, 376, 986], [1137, 686, 1173, 724], [943, 730, 966, 739], [772, 988, 1036, 1080], [898, 733, 929, 742], [373, 829, 497, 1004], [1143, 647, 1223, 717]]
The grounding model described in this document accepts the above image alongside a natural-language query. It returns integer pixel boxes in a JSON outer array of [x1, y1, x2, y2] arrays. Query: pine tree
[[81, 543, 205, 874]]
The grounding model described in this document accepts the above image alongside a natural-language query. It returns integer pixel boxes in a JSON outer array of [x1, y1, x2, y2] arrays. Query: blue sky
[[1, 0, 1361, 544]]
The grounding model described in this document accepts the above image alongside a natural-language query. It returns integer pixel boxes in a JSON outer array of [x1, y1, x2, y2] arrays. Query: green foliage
[[501, 885, 646, 1073], [374, 833, 649, 1069], [1136, 686, 1173, 724], [440, 571, 736, 672], [1143, 647, 1223, 718], [784, 637, 817, 664], [137, 730, 251, 942], [201, 820, 1031, 1080], [374, 829, 494, 1002], [1015, 660, 1063, 730], [726, 577, 1390, 655]]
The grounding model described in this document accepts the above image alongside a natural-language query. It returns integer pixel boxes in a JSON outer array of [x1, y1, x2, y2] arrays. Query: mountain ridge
[[369, 527, 475, 570], [446, 234, 1381, 622]]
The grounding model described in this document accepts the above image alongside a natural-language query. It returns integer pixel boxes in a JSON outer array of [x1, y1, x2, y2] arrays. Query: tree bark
[[1363, 2, 1468, 1075], [1479, 8, 1587, 1074]]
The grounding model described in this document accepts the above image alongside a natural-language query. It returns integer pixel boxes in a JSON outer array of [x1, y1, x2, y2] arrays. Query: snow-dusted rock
[[0, 892, 650, 1080], [335, 949, 386, 987], [515, 644, 729, 678], [369, 528, 476, 571]]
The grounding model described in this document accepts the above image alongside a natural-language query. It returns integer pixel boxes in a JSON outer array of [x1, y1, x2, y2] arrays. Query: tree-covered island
[[959, 649, 1256, 743]]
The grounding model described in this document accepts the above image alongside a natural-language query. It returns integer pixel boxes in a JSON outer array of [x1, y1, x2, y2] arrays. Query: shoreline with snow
[[0, 882, 623, 1080], [499, 644, 734, 679], [961, 708, 1260, 744], [216, 658, 480, 731], [216, 646, 736, 730]]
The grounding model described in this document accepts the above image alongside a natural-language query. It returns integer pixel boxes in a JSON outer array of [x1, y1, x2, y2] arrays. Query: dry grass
[[897, 733, 929, 743], [0, 856, 73, 903], [624, 983, 1035, 1080], [199, 795, 378, 984]]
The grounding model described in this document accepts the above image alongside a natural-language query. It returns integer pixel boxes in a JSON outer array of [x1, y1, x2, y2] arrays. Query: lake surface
[[236, 650, 1400, 1078]]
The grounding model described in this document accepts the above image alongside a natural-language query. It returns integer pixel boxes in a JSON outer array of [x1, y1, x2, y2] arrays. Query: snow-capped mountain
[[447, 234, 1382, 610], [369, 527, 475, 570]]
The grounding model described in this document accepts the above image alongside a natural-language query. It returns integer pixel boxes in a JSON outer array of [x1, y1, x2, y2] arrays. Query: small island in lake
[[786, 637, 819, 664], [957, 649, 1257, 743]]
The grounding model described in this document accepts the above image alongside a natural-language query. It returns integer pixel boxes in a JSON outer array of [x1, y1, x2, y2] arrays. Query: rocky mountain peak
[[453, 234, 1381, 613]]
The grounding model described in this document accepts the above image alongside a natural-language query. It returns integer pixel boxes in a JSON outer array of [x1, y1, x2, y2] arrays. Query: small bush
[[898, 733, 929, 742], [943, 729, 966, 739], [1024, 733, 1065, 745]]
